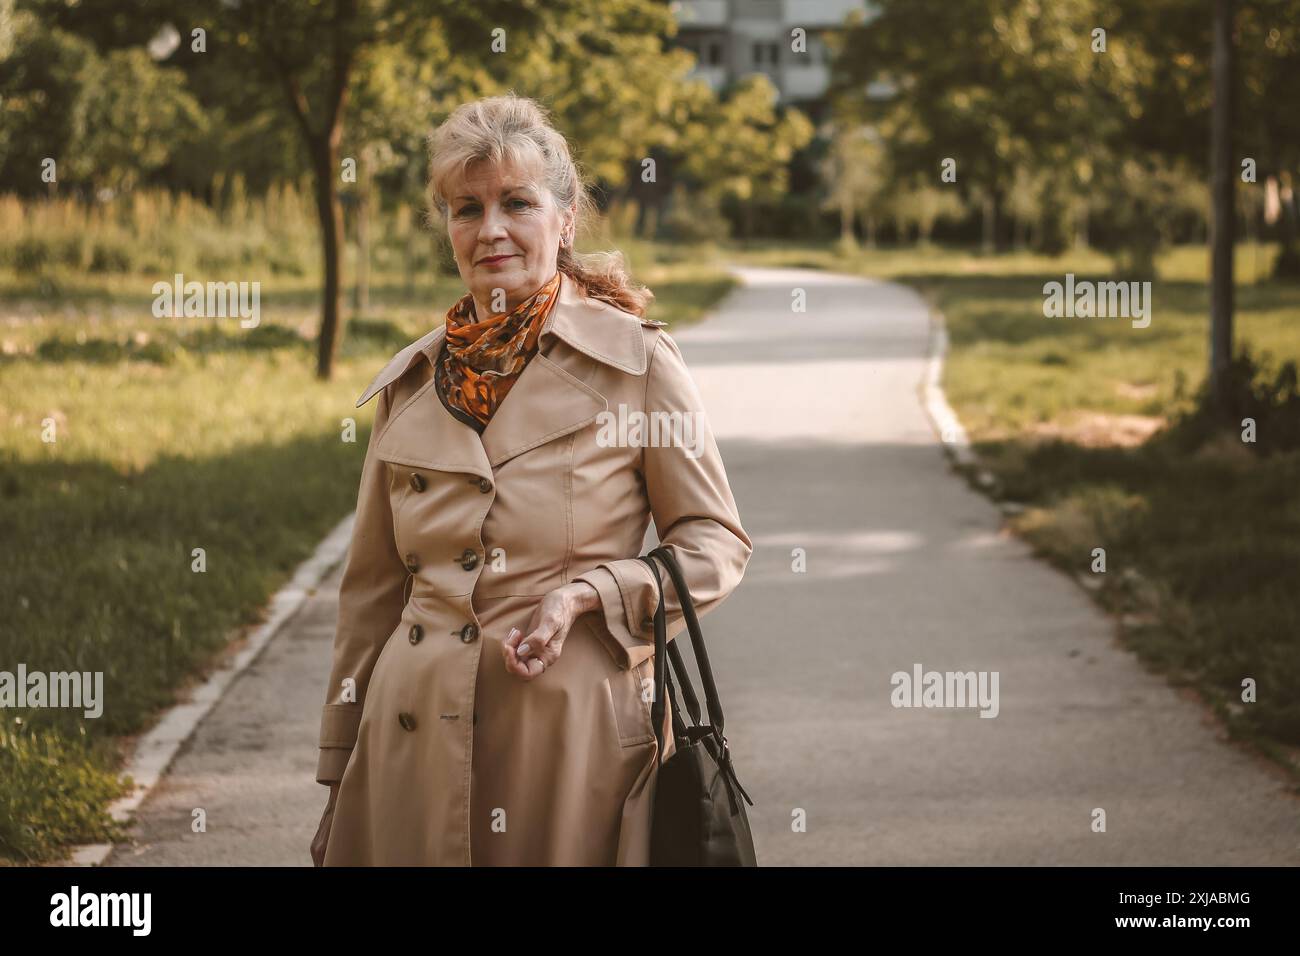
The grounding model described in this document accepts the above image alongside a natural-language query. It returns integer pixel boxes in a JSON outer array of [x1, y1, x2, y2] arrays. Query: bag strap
[[638, 547, 753, 809], [646, 546, 727, 734], [638, 554, 698, 766], [667, 640, 702, 727], [637, 554, 670, 768]]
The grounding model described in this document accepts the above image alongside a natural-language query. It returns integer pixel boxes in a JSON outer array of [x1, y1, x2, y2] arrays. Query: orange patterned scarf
[[435, 271, 562, 432]]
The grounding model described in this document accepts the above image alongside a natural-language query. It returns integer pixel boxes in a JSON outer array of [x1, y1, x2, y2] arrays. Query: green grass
[[727, 239, 1300, 776], [0, 219, 733, 862]]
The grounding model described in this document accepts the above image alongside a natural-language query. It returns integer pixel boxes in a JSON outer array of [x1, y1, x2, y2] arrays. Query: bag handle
[[638, 548, 727, 756], [637, 548, 753, 809]]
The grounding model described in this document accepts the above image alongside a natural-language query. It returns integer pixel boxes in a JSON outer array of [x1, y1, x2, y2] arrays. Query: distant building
[[669, 0, 878, 115]]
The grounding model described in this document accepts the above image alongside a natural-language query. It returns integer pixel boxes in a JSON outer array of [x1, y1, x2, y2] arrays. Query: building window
[[707, 41, 724, 66], [752, 41, 779, 66]]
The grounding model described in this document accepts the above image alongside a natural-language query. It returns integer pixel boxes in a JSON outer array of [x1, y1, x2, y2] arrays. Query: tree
[[0, 9, 203, 195], [206, 0, 573, 379], [668, 75, 813, 233], [834, 0, 1141, 254], [1209, 0, 1236, 414], [820, 120, 889, 248]]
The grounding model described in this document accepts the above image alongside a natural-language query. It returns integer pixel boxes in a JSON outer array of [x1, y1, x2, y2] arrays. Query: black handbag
[[637, 545, 756, 867]]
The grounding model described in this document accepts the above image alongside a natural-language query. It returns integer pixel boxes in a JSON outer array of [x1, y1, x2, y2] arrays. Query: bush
[[0, 723, 130, 862], [1273, 239, 1300, 280], [1168, 345, 1300, 455], [660, 188, 731, 244], [89, 241, 133, 273]]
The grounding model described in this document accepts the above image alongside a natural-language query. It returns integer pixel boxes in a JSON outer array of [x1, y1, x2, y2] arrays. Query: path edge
[[918, 305, 999, 493], [64, 513, 357, 866]]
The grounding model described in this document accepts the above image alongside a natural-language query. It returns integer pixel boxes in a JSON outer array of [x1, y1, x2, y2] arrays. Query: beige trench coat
[[316, 272, 752, 866]]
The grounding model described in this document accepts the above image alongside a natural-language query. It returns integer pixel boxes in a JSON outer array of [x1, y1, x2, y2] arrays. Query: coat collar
[[354, 271, 646, 409], [356, 272, 647, 474]]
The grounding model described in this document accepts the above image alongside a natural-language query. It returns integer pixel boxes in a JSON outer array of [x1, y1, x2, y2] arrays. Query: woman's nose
[[478, 207, 508, 242]]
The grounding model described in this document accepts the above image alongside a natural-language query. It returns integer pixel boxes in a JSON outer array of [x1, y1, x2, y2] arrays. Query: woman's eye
[[508, 198, 530, 210], [454, 204, 480, 218]]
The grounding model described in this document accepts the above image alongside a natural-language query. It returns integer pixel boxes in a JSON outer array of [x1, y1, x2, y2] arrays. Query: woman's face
[[445, 157, 572, 319]]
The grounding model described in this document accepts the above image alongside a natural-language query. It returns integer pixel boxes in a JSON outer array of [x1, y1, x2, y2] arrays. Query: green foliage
[[0, 10, 204, 193], [0, 187, 318, 279], [0, 722, 131, 862], [672, 75, 814, 208], [1274, 240, 1300, 280], [1169, 345, 1300, 455], [661, 186, 730, 243]]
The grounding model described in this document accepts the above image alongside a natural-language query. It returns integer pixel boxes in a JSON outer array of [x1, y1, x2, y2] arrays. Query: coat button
[[477, 477, 493, 494], [404, 553, 419, 573], [459, 622, 479, 643], [458, 548, 479, 571], [398, 712, 417, 731], [408, 623, 423, 645], [641, 616, 654, 629], [409, 472, 426, 492]]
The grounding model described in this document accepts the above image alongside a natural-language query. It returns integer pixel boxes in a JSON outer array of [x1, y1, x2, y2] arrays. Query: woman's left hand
[[503, 582, 599, 680]]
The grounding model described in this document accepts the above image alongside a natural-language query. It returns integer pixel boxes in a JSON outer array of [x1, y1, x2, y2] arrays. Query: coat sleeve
[[572, 330, 752, 670], [316, 386, 408, 785]]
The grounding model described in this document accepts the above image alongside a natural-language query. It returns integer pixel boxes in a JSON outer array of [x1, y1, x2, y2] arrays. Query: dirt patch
[[1114, 381, 1159, 401], [1028, 411, 1166, 448]]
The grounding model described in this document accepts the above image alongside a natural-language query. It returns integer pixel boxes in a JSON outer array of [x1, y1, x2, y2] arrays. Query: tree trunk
[[312, 135, 345, 380], [1209, 0, 1235, 415], [981, 193, 996, 255], [353, 149, 371, 318]]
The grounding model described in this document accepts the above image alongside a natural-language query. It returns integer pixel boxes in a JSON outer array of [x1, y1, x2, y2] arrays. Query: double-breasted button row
[[456, 548, 479, 571], [409, 621, 479, 644], [471, 476, 492, 494], [398, 712, 417, 731], [409, 472, 426, 492]]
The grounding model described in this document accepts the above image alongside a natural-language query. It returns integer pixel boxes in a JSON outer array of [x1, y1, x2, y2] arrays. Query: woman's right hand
[[310, 784, 340, 867]]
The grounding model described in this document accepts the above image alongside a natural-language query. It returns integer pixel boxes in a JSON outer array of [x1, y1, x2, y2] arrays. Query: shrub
[[0, 723, 130, 862], [1168, 345, 1300, 455]]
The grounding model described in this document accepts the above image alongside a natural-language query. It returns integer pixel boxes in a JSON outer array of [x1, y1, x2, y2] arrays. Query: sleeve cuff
[[319, 703, 363, 749], [573, 565, 656, 670], [316, 747, 352, 785]]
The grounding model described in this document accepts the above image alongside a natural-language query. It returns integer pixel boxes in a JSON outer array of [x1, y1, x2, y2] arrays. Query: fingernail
[[508, 627, 520, 639], [518, 643, 529, 656]]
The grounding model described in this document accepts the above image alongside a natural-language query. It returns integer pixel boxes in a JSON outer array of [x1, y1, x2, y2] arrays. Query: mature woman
[[310, 94, 751, 866]]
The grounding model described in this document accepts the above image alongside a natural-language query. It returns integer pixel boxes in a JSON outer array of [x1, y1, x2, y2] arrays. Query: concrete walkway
[[106, 266, 1300, 866]]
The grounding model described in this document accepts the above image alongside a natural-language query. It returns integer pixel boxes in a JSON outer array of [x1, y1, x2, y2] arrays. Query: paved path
[[107, 266, 1300, 865]]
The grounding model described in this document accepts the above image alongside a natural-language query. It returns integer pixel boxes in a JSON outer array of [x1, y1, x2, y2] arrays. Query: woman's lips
[[477, 254, 516, 265]]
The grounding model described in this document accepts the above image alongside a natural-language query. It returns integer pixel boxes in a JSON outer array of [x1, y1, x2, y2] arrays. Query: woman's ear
[[562, 206, 576, 246]]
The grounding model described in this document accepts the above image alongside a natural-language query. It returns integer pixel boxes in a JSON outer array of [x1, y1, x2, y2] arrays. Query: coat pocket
[[606, 657, 656, 748]]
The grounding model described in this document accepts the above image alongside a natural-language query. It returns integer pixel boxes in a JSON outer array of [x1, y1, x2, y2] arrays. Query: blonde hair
[[425, 94, 653, 317]]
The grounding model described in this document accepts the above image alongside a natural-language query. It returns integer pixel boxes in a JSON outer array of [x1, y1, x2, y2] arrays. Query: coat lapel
[[355, 272, 648, 477]]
